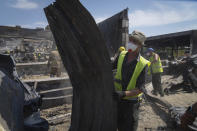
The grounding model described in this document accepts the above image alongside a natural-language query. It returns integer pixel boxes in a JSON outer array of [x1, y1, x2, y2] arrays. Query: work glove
[[113, 91, 126, 101]]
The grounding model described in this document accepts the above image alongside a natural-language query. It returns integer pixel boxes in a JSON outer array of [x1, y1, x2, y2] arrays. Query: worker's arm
[[112, 54, 119, 70], [152, 54, 159, 63]]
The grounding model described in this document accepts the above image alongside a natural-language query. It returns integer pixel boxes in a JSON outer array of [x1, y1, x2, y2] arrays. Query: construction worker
[[33, 53, 37, 62], [48, 51, 62, 77], [119, 46, 126, 52], [113, 30, 150, 131], [146, 48, 164, 96], [112, 46, 126, 62], [38, 53, 41, 62]]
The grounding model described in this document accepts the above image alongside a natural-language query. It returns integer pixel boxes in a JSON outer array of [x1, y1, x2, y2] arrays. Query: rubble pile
[[0, 54, 48, 131]]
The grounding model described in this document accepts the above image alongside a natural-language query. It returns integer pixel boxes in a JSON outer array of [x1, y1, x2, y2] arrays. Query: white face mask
[[146, 52, 151, 56], [127, 42, 138, 51]]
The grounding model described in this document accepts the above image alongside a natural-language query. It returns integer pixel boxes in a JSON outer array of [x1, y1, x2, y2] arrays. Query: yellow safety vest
[[114, 51, 150, 100], [149, 53, 163, 74]]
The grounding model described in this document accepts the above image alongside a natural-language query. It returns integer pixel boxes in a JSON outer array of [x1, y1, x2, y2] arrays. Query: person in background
[[113, 30, 150, 131], [112, 46, 126, 62], [146, 48, 164, 96], [48, 50, 62, 77], [119, 46, 126, 52]]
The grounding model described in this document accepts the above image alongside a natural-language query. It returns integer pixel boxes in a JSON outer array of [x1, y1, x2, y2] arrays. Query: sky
[[0, 0, 197, 37]]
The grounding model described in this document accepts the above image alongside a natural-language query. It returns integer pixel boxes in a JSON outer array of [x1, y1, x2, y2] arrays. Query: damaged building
[[0, 25, 72, 109], [145, 30, 197, 59]]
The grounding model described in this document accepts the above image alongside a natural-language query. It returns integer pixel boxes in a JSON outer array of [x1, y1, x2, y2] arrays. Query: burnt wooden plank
[[44, 0, 117, 131]]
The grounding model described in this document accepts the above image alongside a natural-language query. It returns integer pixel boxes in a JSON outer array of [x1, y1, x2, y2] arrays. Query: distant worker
[[119, 46, 126, 52], [33, 53, 37, 62], [146, 48, 164, 96], [48, 51, 62, 77], [112, 46, 126, 62], [38, 53, 41, 62], [113, 30, 150, 131]]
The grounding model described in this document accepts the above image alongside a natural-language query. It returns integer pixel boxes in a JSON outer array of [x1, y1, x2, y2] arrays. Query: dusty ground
[[138, 75, 197, 131], [40, 75, 197, 131]]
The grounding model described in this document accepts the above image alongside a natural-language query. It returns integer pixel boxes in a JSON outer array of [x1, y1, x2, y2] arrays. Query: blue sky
[[0, 0, 197, 37]]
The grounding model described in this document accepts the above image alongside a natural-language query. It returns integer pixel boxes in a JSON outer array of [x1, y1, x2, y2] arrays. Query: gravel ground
[[137, 75, 197, 131]]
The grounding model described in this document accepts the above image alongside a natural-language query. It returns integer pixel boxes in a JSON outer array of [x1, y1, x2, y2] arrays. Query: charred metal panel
[[98, 9, 129, 57]]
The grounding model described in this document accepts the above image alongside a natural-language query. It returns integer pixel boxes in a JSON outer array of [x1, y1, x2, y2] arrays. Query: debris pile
[[0, 54, 48, 131]]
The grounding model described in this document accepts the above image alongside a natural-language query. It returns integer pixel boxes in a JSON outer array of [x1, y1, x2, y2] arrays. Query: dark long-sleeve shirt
[[113, 53, 147, 92]]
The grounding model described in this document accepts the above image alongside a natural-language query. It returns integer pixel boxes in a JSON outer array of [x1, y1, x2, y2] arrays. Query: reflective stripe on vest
[[114, 51, 150, 100], [149, 53, 163, 74]]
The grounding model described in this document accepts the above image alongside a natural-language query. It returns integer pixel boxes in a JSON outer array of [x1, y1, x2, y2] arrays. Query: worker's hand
[[113, 91, 126, 101]]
